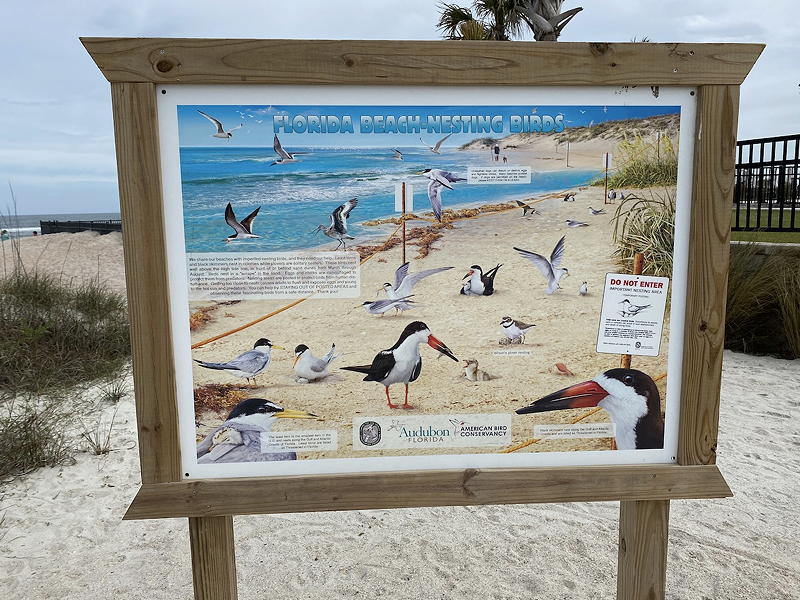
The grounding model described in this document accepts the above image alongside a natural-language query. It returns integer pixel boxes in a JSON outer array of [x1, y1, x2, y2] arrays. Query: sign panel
[[156, 85, 696, 478]]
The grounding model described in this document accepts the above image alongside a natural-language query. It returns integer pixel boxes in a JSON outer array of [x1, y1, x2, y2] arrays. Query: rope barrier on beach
[[499, 371, 668, 453], [191, 190, 564, 350]]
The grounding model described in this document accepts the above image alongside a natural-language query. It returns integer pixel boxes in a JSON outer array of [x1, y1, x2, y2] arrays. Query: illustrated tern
[[293, 343, 338, 383], [619, 299, 651, 317], [513, 235, 568, 295], [341, 321, 458, 409], [515, 200, 541, 217], [579, 281, 589, 296], [194, 338, 284, 384], [313, 198, 358, 250], [418, 168, 465, 222], [197, 110, 242, 139], [360, 296, 417, 316], [565, 219, 589, 227], [392, 148, 404, 160], [516, 368, 664, 450], [382, 262, 453, 300], [224, 202, 260, 241], [196, 398, 318, 463], [587, 206, 606, 215], [461, 264, 502, 296], [271, 134, 307, 165], [420, 133, 452, 154]]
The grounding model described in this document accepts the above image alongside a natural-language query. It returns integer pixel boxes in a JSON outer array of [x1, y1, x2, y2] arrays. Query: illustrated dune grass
[[596, 134, 678, 189], [611, 189, 676, 277], [194, 382, 259, 415]]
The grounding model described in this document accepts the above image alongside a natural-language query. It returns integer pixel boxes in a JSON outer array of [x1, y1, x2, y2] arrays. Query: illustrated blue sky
[[1, 0, 796, 213], [180, 104, 679, 149]]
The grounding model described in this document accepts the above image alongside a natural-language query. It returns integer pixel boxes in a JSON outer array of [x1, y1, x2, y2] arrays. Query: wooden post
[[617, 500, 669, 600], [189, 516, 238, 600], [401, 182, 407, 264], [566, 141, 570, 168], [604, 159, 610, 204], [620, 253, 645, 369]]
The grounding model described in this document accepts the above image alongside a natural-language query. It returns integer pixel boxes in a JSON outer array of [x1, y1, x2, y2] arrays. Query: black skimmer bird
[[500, 316, 535, 343], [579, 281, 589, 296], [196, 398, 318, 463], [224, 202, 260, 242], [515, 200, 541, 217], [382, 262, 453, 300], [461, 264, 502, 296], [420, 134, 452, 154], [271, 134, 307, 165], [619, 299, 651, 317], [293, 343, 338, 383], [197, 110, 242, 139], [392, 148, 404, 160], [565, 219, 589, 227], [314, 197, 358, 250], [607, 189, 617, 202], [360, 296, 417, 316], [514, 236, 568, 295], [587, 206, 606, 215], [563, 192, 576, 202], [418, 168, 465, 222], [516, 368, 664, 450], [194, 338, 284, 384], [341, 321, 458, 409]]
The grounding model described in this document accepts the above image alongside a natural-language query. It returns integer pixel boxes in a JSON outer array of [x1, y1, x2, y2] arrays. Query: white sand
[[1, 352, 798, 599], [1, 228, 799, 598]]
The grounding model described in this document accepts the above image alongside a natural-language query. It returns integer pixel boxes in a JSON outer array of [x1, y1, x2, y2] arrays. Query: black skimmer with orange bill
[[341, 321, 458, 409], [461, 264, 502, 296], [224, 202, 261, 241], [516, 368, 664, 450]]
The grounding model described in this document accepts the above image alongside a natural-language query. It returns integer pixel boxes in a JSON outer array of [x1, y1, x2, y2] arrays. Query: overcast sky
[[2, 1, 797, 215]]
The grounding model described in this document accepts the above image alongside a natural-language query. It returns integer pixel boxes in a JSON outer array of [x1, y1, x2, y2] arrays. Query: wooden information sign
[[82, 38, 762, 599]]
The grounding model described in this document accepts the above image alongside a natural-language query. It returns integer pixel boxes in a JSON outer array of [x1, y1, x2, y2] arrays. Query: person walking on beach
[[502, 155, 508, 164], [493, 144, 500, 162]]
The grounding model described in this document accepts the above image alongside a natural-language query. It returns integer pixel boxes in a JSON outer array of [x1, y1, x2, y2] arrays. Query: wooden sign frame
[[83, 38, 762, 600]]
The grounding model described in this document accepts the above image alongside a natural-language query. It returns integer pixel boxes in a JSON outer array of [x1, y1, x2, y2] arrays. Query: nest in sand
[[193, 382, 259, 414]]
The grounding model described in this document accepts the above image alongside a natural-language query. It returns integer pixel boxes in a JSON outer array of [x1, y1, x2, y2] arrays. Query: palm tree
[[437, 0, 582, 42]]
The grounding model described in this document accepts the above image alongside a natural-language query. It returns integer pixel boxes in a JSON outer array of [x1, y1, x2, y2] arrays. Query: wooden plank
[[678, 86, 740, 465], [111, 82, 182, 483], [617, 500, 669, 600], [124, 464, 731, 520], [82, 39, 763, 86], [189, 516, 238, 600]]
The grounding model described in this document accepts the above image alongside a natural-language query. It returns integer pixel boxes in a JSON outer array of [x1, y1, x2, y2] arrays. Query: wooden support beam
[[617, 500, 670, 600], [189, 516, 238, 600]]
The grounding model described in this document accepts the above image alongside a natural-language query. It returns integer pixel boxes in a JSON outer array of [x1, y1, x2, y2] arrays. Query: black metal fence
[[733, 133, 800, 232], [40, 219, 122, 235]]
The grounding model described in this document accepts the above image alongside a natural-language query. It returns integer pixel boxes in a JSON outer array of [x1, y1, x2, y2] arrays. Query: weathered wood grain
[[678, 86, 741, 465], [111, 83, 181, 483], [189, 516, 238, 600], [124, 464, 730, 520], [617, 500, 670, 600], [82, 39, 763, 86]]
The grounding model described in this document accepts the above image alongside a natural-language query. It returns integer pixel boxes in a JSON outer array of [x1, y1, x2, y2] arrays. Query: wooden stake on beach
[[620, 252, 645, 370], [401, 181, 407, 264]]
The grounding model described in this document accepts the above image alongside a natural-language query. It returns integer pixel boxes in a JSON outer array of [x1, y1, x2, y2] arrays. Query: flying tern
[[197, 110, 242, 139], [420, 134, 452, 154], [271, 134, 307, 165], [513, 236, 568, 295], [382, 262, 453, 300], [224, 202, 260, 241], [418, 168, 465, 222]]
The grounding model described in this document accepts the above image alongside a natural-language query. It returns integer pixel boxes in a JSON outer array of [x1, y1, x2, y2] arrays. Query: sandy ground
[[1, 351, 797, 599], [191, 185, 668, 456]]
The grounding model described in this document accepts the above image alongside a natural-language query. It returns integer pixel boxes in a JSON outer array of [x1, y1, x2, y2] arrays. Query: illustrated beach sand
[[190, 183, 671, 458]]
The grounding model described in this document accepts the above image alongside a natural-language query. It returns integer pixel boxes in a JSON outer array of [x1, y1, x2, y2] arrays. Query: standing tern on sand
[[293, 343, 338, 383], [271, 134, 307, 165], [194, 338, 284, 384], [197, 110, 242, 139], [500, 316, 536, 343], [461, 264, 502, 296], [342, 321, 458, 409], [196, 398, 318, 463], [224, 202, 260, 241], [566, 219, 589, 227], [516, 369, 664, 450], [313, 197, 358, 250], [514, 235, 568, 295], [418, 168, 465, 222], [382, 262, 453, 300], [420, 134, 452, 154], [579, 281, 589, 296]]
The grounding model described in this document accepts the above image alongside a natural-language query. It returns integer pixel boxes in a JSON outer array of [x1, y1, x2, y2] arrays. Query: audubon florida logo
[[353, 415, 511, 450]]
